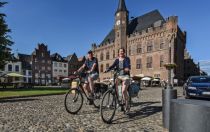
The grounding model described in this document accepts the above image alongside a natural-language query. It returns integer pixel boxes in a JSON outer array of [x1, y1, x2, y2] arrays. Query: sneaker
[[124, 106, 130, 114]]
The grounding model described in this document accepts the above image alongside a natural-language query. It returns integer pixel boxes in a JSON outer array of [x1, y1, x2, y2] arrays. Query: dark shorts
[[85, 72, 99, 83]]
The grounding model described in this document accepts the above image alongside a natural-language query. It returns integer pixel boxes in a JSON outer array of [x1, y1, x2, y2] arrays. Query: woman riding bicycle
[[105, 48, 131, 113]]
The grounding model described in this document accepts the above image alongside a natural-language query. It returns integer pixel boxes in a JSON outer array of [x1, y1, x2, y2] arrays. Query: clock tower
[[115, 0, 129, 52]]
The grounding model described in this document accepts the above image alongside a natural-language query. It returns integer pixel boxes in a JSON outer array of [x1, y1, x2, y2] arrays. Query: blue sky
[[1, 0, 210, 73]]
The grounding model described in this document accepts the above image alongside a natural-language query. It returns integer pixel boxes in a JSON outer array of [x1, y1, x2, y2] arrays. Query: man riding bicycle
[[105, 48, 131, 113], [75, 50, 99, 104]]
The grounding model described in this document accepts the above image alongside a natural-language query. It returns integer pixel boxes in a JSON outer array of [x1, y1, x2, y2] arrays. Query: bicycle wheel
[[100, 90, 116, 124], [64, 88, 83, 114]]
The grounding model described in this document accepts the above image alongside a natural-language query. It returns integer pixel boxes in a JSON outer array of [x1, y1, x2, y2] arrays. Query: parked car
[[183, 76, 210, 99]]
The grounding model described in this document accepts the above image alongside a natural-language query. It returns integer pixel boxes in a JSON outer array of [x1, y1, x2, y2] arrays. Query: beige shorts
[[117, 75, 130, 85]]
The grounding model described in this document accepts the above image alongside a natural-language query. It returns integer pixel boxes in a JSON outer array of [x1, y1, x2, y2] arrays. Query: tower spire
[[116, 0, 128, 14]]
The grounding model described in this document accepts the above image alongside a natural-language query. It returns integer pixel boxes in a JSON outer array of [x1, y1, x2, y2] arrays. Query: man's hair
[[118, 48, 126, 53], [88, 50, 93, 54]]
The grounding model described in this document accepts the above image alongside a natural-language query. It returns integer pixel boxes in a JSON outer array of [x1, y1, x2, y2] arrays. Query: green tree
[[0, 2, 13, 70]]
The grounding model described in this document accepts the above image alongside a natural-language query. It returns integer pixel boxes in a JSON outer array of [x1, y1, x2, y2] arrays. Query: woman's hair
[[118, 48, 126, 53]]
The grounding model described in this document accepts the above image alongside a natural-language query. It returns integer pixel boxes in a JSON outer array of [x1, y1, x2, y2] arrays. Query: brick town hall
[[91, 0, 187, 84]]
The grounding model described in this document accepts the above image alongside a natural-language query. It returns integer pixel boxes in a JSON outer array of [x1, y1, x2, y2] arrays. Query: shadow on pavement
[[0, 98, 40, 103], [112, 101, 162, 124], [131, 101, 161, 107], [79, 107, 99, 115]]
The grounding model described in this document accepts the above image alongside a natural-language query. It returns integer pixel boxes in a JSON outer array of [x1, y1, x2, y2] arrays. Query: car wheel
[[184, 90, 190, 99]]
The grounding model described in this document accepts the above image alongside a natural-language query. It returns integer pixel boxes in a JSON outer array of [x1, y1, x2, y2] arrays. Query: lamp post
[[162, 33, 177, 129], [38, 70, 41, 86]]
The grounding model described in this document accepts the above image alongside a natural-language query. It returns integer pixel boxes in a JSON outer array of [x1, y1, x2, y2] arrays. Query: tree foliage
[[0, 2, 14, 70]]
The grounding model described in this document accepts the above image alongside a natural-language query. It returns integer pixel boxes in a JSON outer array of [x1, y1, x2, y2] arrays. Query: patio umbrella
[[135, 74, 144, 78], [153, 78, 160, 82], [6, 73, 24, 77], [141, 77, 152, 81]]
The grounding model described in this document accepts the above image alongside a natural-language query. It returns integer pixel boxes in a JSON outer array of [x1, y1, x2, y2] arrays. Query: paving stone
[[0, 87, 183, 132]]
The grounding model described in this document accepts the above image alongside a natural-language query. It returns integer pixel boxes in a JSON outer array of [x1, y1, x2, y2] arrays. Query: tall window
[[42, 66, 45, 70], [106, 63, 109, 69], [160, 38, 164, 49], [147, 40, 153, 52], [128, 46, 131, 55], [28, 71, 32, 76], [117, 32, 120, 37], [8, 65, 12, 71], [100, 53, 104, 61], [136, 59, 142, 69], [106, 51, 110, 60], [15, 65, 19, 72], [64, 64, 67, 68], [137, 44, 142, 54], [147, 57, 153, 68], [160, 55, 164, 67], [113, 50, 115, 58], [54, 62, 57, 67], [100, 64, 104, 73]]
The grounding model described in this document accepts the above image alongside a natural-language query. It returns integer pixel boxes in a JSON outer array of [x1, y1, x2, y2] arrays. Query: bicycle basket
[[71, 80, 79, 88]]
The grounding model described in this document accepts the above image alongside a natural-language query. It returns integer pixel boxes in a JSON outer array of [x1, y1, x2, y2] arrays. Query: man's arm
[[77, 64, 86, 73]]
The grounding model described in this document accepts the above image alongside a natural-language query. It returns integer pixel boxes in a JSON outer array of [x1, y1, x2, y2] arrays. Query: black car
[[183, 76, 210, 99]]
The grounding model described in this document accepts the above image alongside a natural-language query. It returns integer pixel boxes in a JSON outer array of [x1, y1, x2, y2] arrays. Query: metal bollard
[[162, 88, 177, 129]]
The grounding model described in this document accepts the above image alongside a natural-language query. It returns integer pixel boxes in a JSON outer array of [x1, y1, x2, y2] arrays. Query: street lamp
[[162, 33, 178, 129], [38, 70, 41, 86]]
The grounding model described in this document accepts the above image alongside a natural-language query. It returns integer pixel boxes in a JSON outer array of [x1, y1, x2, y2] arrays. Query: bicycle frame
[[108, 70, 125, 105], [71, 73, 93, 101]]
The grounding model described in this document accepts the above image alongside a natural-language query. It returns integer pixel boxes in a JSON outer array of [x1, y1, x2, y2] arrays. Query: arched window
[[106, 51, 110, 60], [160, 38, 165, 49], [128, 46, 131, 55], [137, 43, 142, 54], [8, 65, 12, 71], [100, 64, 104, 73], [100, 53, 104, 61], [147, 40, 153, 52], [106, 63, 109, 69], [160, 55, 164, 67], [113, 50, 115, 58], [146, 56, 153, 68], [136, 59, 142, 69]]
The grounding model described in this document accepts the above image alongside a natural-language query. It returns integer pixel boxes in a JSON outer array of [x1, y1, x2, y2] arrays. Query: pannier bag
[[129, 82, 140, 97]]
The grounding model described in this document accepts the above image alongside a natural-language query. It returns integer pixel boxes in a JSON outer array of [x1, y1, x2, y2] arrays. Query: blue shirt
[[108, 57, 131, 75], [84, 57, 99, 73]]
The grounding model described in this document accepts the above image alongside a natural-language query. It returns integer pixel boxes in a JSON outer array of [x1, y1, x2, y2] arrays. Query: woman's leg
[[122, 79, 129, 111]]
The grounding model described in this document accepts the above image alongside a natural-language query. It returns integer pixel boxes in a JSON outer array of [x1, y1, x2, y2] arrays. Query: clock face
[[117, 13, 120, 17], [116, 20, 121, 26]]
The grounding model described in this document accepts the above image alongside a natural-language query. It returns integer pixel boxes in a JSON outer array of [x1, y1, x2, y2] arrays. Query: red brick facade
[[91, 1, 186, 84]]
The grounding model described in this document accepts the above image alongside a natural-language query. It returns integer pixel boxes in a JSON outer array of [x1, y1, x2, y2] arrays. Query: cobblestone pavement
[[0, 87, 183, 132]]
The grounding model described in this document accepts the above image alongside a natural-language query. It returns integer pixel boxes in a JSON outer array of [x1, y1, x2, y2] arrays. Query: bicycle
[[100, 68, 132, 124], [64, 72, 104, 114]]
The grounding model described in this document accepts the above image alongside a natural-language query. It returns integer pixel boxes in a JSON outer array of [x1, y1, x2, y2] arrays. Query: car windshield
[[191, 77, 210, 83]]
